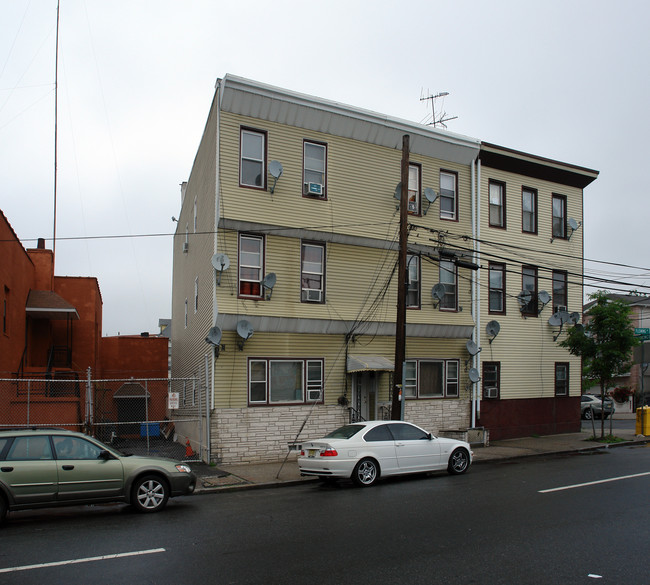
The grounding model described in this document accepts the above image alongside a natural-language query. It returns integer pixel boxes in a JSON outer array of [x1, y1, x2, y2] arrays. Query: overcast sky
[[1, 0, 648, 336]]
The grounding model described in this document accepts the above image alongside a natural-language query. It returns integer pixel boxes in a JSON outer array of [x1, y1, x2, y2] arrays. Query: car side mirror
[[98, 449, 115, 460]]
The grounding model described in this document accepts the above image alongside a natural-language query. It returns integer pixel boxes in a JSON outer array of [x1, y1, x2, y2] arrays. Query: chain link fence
[[0, 374, 204, 462]]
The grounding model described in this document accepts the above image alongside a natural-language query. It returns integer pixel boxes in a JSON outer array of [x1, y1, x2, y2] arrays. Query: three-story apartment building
[[171, 75, 597, 464]]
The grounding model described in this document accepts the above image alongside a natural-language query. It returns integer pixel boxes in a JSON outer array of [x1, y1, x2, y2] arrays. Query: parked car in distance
[[0, 428, 196, 525], [297, 420, 472, 487], [581, 394, 615, 420]]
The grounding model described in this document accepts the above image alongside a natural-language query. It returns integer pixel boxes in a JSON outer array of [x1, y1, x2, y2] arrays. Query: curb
[[192, 437, 650, 494]]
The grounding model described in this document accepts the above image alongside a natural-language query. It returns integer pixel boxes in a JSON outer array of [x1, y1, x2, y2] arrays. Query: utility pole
[[392, 135, 409, 420]]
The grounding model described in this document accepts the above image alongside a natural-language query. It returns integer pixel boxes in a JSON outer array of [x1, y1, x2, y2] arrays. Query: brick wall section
[[211, 399, 471, 464]]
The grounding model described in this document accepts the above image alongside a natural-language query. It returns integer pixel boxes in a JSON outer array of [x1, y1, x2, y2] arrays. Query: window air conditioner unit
[[484, 387, 498, 399], [557, 305, 567, 313], [408, 200, 417, 212], [306, 182, 324, 197], [182, 242, 189, 253], [307, 390, 321, 401], [302, 289, 322, 302]]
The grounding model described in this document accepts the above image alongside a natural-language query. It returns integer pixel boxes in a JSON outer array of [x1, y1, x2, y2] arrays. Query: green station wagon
[[0, 428, 196, 524]]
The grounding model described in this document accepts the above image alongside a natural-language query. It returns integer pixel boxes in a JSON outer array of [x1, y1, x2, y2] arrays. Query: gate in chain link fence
[[0, 375, 206, 462]]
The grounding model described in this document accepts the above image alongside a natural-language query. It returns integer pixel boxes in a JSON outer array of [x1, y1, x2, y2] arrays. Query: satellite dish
[[466, 340, 481, 356], [569, 312, 581, 325], [548, 313, 563, 327], [262, 273, 276, 289], [517, 290, 532, 307], [422, 187, 438, 215], [569, 218, 579, 231], [205, 326, 222, 346], [486, 320, 501, 343], [573, 323, 585, 333], [237, 320, 254, 340], [432, 283, 446, 305], [268, 160, 284, 193], [394, 182, 402, 201], [269, 160, 283, 179], [211, 253, 230, 271], [212, 253, 230, 286], [538, 290, 550, 305], [262, 273, 277, 300], [468, 368, 480, 384], [558, 310, 571, 324], [236, 320, 254, 350], [424, 188, 438, 204]]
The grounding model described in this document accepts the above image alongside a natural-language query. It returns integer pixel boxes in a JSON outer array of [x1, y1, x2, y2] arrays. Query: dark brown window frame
[[406, 253, 421, 310], [554, 362, 570, 396], [521, 265, 538, 317], [522, 186, 538, 234], [239, 126, 268, 191], [552, 193, 568, 240], [238, 233, 265, 300], [439, 259, 458, 312], [247, 357, 325, 406], [407, 162, 422, 216], [552, 270, 568, 314], [488, 179, 507, 229], [482, 361, 501, 399], [302, 139, 328, 200], [439, 169, 459, 222], [301, 240, 326, 304], [488, 262, 506, 315], [403, 358, 460, 399]]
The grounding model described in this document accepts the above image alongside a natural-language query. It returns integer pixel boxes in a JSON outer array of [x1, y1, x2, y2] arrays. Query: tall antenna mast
[[53, 0, 60, 266], [420, 91, 458, 128]]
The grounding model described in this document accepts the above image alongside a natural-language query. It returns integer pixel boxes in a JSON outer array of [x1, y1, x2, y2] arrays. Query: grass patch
[[585, 435, 628, 444]]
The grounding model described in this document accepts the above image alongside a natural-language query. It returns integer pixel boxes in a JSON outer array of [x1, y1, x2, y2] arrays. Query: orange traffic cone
[[185, 438, 194, 457]]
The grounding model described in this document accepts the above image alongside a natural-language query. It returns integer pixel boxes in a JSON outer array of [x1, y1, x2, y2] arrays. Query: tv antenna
[[420, 90, 458, 128]]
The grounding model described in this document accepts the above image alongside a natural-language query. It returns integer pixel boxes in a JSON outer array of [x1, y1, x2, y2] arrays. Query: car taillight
[[300, 450, 305, 456], [320, 448, 338, 457]]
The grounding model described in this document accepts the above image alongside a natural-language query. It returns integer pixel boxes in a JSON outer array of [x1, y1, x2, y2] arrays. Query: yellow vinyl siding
[[219, 112, 473, 242], [478, 167, 583, 400], [211, 331, 471, 409]]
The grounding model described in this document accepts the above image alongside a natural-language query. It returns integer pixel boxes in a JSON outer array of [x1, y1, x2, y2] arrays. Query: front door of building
[[353, 372, 377, 421]]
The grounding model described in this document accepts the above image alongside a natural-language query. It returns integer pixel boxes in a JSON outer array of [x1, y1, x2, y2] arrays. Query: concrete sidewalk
[[190, 415, 650, 493]]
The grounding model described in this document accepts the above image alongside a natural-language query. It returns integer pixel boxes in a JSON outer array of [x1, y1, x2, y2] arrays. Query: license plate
[[308, 449, 317, 458]]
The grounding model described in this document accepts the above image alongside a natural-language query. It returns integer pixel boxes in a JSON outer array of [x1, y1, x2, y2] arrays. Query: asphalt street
[[1, 444, 649, 585]]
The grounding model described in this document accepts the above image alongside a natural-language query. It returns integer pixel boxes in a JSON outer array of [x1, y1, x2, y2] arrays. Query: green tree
[[559, 291, 639, 438]]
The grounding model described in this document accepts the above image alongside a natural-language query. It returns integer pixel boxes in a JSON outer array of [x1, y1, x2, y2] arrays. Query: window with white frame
[[240, 128, 266, 188], [248, 358, 324, 405], [440, 171, 457, 220], [482, 362, 500, 398], [239, 234, 264, 298], [552, 194, 567, 239], [489, 262, 506, 314], [439, 260, 457, 310], [408, 164, 421, 214], [489, 180, 506, 228], [522, 187, 537, 234], [303, 141, 327, 198], [403, 359, 460, 398], [301, 242, 325, 302], [406, 254, 420, 309]]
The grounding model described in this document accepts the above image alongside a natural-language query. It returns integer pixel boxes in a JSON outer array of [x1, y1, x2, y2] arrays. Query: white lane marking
[[0, 548, 166, 574], [539, 471, 650, 493]]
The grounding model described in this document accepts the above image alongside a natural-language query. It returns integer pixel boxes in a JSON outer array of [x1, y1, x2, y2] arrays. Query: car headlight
[[175, 464, 192, 473]]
